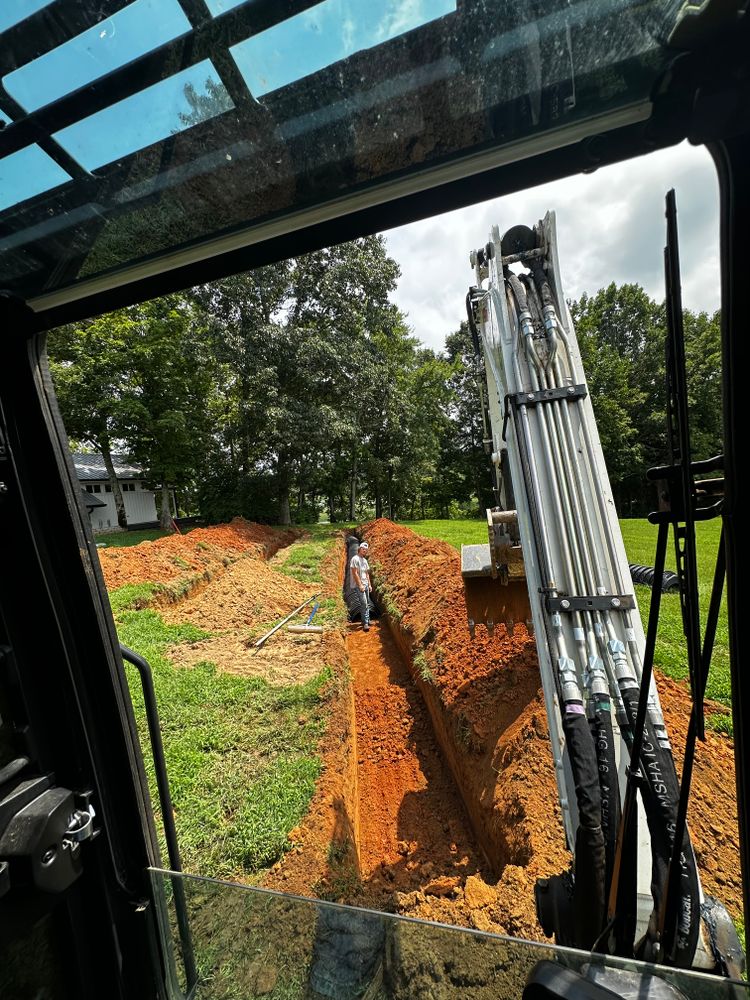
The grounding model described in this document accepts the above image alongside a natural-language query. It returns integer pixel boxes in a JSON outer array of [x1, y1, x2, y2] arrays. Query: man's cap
[[359, 541, 369, 550]]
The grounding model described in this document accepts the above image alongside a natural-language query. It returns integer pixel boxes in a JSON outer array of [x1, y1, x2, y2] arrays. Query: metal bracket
[[510, 384, 587, 407], [545, 594, 635, 613], [502, 386, 587, 441]]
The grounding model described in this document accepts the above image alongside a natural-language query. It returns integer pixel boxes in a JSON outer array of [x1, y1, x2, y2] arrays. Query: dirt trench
[[336, 533, 566, 940], [356, 518, 744, 936], [349, 619, 493, 912]]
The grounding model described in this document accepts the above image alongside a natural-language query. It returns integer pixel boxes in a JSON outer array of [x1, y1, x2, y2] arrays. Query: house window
[[122, 483, 136, 492], [92, 484, 101, 493], [85, 485, 93, 493], [105, 485, 112, 492]]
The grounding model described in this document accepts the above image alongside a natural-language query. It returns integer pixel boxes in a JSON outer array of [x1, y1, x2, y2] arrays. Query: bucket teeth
[[462, 574, 531, 639]]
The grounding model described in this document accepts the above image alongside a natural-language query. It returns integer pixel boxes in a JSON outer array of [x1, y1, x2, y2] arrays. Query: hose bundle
[[499, 232, 700, 962], [629, 564, 680, 592]]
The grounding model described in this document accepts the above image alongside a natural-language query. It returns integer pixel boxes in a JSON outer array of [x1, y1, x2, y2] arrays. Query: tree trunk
[[387, 466, 393, 520], [277, 454, 292, 525], [375, 485, 382, 520], [328, 494, 335, 522], [99, 438, 128, 529], [279, 489, 291, 526], [160, 482, 174, 531], [349, 451, 358, 521]]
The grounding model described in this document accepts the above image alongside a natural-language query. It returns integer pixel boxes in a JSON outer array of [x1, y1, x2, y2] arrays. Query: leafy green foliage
[[49, 297, 216, 528], [49, 256, 722, 534], [571, 284, 721, 514]]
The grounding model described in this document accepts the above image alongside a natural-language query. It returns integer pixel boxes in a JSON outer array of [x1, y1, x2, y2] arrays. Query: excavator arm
[[462, 213, 742, 977]]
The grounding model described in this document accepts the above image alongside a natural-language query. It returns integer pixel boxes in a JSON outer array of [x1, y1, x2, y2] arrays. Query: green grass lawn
[[402, 518, 730, 722], [111, 528, 348, 882], [114, 586, 330, 882], [97, 528, 170, 547]]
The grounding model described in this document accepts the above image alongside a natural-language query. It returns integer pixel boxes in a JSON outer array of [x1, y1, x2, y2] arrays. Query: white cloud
[[383, 142, 720, 352]]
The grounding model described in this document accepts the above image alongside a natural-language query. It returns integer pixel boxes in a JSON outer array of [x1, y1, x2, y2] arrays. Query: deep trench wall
[[263, 534, 361, 897], [360, 520, 571, 895], [360, 520, 745, 936]]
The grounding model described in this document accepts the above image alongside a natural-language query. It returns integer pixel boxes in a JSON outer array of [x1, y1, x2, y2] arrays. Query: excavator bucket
[[461, 543, 531, 637]]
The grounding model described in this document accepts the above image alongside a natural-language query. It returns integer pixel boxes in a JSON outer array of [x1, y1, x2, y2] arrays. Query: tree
[[683, 310, 723, 462], [48, 316, 136, 528], [49, 297, 216, 531], [438, 322, 496, 515], [570, 285, 723, 514], [192, 237, 403, 524], [122, 297, 216, 529]]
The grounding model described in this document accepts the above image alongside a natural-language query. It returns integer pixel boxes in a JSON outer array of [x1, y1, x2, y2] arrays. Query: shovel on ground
[[287, 600, 323, 634], [252, 593, 322, 649]]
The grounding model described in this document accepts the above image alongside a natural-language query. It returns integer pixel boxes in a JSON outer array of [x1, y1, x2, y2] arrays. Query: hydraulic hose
[[507, 271, 607, 948], [522, 261, 701, 963], [590, 701, 620, 894], [563, 711, 607, 947], [618, 685, 701, 965], [466, 289, 482, 357]]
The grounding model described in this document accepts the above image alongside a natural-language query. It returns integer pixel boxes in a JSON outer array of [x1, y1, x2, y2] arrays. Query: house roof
[[72, 452, 142, 481], [80, 487, 107, 509]]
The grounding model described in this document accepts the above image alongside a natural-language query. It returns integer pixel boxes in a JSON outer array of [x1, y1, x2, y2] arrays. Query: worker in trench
[[350, 541, 373, 631]]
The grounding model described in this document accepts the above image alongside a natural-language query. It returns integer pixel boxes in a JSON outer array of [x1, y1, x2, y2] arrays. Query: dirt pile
[[160, 556, 314, 632], [98, 517, 298, 590], [658, 674, 742, 922], [165, 533, 345, 688], [360, 519, 743, 934]]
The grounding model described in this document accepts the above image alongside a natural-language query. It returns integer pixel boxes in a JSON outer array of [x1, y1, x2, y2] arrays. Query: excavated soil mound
[[658, 674, 742, 922], [98, 517, 298, 590], [360, 519, 743, 933], [160, 556, 314, 632], [165, 537, 343, 688]]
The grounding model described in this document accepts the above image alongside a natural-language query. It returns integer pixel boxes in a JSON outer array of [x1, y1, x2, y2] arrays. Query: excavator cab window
[[1, 1, 749, 997]]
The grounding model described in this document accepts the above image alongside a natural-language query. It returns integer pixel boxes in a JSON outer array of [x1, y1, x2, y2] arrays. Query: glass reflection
[[230, 0, 456, 98], [0, 144, 70, 212], [5, 0, 191, 112], [52, 60, 234, 171]]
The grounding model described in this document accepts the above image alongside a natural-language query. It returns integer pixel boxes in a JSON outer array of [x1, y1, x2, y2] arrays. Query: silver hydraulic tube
[[475, 217, 683, 954], [546, 270, 669, 745]]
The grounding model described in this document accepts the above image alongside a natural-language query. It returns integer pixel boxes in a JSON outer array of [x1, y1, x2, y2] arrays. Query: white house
[[72, 453, 175, 533]]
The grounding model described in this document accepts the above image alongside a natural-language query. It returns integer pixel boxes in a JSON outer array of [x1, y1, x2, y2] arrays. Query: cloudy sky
[[383, 142, 720, 353]]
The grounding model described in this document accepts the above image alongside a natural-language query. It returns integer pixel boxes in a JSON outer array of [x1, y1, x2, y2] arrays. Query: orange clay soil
[[98, 517, 298, 590], [359, 518, 743, 932], [165, 532, 343, 688], [160, 555, 315, 632], [349, 621, 492, 902]]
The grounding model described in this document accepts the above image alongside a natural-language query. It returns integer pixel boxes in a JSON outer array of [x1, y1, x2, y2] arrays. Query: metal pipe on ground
[[253, 593, 321, 648]]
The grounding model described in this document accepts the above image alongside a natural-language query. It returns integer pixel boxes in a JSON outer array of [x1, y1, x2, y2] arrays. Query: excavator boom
[[461, 214, 742, 976]]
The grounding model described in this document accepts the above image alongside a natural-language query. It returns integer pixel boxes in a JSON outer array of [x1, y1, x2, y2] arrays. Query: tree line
[[48, 238, 722, 528]]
